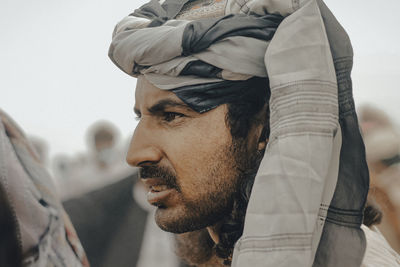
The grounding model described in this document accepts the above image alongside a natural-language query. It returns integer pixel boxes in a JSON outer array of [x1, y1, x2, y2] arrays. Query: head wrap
[[109, 3, 282, 111], [109, 0, 369, 266]]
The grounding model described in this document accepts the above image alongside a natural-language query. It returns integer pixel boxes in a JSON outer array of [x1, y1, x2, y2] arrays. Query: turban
[[109, 1, 283, 112], [109, 0, 369, 266]]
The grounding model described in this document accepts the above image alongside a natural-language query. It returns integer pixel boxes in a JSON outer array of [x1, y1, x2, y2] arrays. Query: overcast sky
[[1, 0, 399, 159]]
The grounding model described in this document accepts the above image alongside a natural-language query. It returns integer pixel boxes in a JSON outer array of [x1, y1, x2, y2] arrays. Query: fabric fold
[[109, 6, 283, 86], [311, 1, 369, 266], [0, 109, 88, 267], [108, 0, 369, 265], [232, 0, 340, 265]]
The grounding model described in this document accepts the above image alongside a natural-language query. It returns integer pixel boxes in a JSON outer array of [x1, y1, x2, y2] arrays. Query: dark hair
[[173, 77, 271, 266], [175, 77, 383, 266], [217, 76, 383, 264], [363, 200, 383, 227], [215, 77, 271, 264], [225, 77, 270, 139], [175, 77, 383, 265]]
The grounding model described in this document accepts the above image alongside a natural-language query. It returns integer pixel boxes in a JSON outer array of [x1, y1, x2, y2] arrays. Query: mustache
[[139, 165, 179, 190]]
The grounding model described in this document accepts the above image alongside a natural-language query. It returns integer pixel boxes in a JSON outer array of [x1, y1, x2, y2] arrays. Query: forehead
[[135, 76, 184, 109]]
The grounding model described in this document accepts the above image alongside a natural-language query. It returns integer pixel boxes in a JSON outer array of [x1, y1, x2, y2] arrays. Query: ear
[[257, 124, 269, 151], [258, 138, 268, 151]]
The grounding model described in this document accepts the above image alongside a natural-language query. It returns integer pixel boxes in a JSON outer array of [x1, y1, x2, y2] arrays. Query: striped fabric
[[109, 0, 369, 266]]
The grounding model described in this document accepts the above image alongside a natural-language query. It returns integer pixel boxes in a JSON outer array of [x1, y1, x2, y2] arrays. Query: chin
[[154, 205, 221, 234]]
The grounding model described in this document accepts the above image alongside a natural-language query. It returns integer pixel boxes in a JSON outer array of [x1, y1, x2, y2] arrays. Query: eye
[[163, 112, 184, 122]]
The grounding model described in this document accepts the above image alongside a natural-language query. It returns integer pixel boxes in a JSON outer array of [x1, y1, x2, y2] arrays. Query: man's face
[[127, 76, 256, 233]]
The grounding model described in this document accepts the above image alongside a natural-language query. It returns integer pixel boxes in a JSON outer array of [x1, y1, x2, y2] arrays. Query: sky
[[1, 0, 400, 159]]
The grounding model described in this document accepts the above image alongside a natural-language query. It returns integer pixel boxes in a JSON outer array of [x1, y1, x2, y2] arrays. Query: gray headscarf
[[109, 0, 369, 266]]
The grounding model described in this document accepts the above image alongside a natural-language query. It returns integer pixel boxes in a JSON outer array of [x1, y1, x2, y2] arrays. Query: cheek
[[161, 107, 233, 196], [170, 125, 229, 167], [172, 139, 235, 200]]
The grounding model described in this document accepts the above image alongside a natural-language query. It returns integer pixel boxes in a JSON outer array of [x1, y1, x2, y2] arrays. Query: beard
[[175, 141, 264, 266], [140, 163, 234, 232], [139, 138, 253, 233], [140, 138, 264, 265]]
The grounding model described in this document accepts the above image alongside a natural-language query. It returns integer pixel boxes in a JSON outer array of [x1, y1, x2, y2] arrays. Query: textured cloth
[[0, 109, 89, 267], [109, 0, 370, 266], [109, 4, 282, 89], [311, 1, 369, 266], [361, 225, 400, 267], [231, 1, 342, 266], [171, 77, 269, 113]]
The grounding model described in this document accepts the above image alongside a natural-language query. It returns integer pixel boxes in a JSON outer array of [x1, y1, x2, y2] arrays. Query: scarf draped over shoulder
[[109, 1, 369, 266]]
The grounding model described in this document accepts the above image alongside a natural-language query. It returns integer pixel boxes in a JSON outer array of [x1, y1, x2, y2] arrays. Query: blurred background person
[[55, 120, 132, 200], [359, 104, 400, 253], [60, 120, 179, 267], [77, 120, 128, 191], [86, 120, 122, 170], [52, 154, 75, 198]]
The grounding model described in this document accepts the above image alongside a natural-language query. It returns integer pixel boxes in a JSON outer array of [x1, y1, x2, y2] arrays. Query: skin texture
[[127, 76, 268, 266], [128, 77, 381, 266], [127, 76, 263, 233]]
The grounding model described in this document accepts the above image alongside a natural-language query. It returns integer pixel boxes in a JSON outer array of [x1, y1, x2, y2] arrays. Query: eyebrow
[[134, 99, 192, 117]]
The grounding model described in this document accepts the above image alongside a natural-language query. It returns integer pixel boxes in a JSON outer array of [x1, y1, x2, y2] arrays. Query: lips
[[141, 178, 176, 205], [147, 188, 175, 205], [150, 184, 169, 192]]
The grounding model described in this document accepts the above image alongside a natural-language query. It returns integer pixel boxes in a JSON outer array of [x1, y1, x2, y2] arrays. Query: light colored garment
[[109, 0, 369, 266], [361, 225, 400, 267], [232, 0, 370, 266], [109, 12, 276, 89], [232, 0, 340, 265]]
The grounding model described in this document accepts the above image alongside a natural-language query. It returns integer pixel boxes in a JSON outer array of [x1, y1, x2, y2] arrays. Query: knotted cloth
[[109, 4, 282, 87], [109, 0, 369, 266]]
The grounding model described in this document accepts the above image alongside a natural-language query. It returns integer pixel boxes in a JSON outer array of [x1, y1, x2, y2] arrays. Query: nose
[[126, 122, 163, 167]]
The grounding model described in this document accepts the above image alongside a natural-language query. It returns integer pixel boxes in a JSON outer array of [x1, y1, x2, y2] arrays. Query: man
[[87, 121, 120, 169], [109, 0, 400, 266], [129, 76, 269, 265]]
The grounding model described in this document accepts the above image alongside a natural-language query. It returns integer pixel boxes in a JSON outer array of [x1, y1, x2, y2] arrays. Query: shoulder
[[361, 224, 400, 267]]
